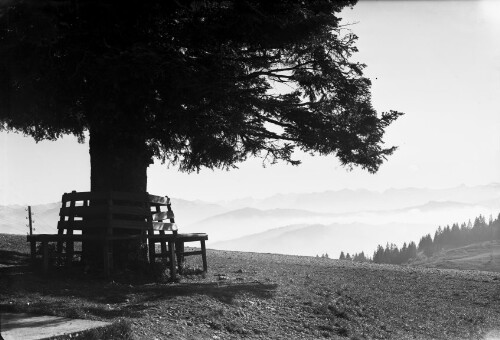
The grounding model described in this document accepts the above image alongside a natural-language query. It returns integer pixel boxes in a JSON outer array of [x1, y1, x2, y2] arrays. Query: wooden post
[[27, 206, 33, 235], [57, 194, 67, 254], [103, 240, 110, 277], [176, 240, 184, 275], [201, 240, 208, 272], [65, 192, 76, 267], [42, 241, 49, 275], [157, 204, 167, 256], [146, 195, 156, 265], [27, 206, 36, 264], [30, 240, 36, 262], [105, 192, 113, 277], [168, 240, 176, 281]]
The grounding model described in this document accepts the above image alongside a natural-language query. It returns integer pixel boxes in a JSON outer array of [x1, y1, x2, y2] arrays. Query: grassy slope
[[412, 240, 500, 272], [1, 233, 500, 340]]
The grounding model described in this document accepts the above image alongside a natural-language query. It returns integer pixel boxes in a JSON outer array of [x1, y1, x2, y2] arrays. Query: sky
[[1, 0, 500, 205]]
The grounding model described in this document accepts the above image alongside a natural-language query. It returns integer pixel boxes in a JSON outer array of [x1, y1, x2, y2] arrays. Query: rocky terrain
[[1, 233, 500, 340]]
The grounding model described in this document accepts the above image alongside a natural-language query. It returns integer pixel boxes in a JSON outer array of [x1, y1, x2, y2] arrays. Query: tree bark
[[83, 124, 152, 274]]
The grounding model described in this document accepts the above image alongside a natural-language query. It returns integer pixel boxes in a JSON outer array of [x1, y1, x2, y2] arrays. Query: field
[[1, 233, 500, 340]]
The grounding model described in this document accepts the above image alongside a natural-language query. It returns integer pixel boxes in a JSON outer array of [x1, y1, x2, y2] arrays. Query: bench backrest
[[57, 191, 178, 234], [149, 194, 178, 235]]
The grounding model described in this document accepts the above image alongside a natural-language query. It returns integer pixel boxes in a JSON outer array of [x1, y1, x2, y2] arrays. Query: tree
[[353, 251, 367, 262], [0, 0, 402, 270], [339, 251, 346, 260], [407, 241, 417, 260], [373, 245, 384, 264], [418, 234, 434, 258]]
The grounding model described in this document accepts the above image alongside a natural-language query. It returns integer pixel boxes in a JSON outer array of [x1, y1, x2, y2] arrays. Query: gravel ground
[[1, 233, 500, 340]]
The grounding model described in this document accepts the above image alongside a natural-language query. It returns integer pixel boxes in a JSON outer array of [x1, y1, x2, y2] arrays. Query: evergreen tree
[[373, 245, 384, 264], [0, 0, 403, 270], [418, 234, 433, 257], [353, 251, 367, 262], [339, 251, 346, 260], [407, 241, 417, 260]]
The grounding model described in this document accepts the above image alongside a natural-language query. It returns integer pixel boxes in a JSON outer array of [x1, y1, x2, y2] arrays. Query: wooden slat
[[58, 219, 151, 230], [64, 191, 107, 202], [28, 234, 101, 242], [148, 194, 170, 205], [27, 234, 146, 242], [110, 220, 150, 229], [60, 205, 107, 217], [147, 234, 176, 242], [63, 191, 148, 203], [152, 222, 177, 231], [108, 205, 149, 216], [151, 211, 174, 221], [108, 191, 148, 202], [60, 205, 148, 218], [58, 220, 106, 229], [147, 233, 208, 242], [175, 233, 208, 240]]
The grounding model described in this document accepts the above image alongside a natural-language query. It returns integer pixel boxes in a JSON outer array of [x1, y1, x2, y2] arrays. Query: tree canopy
[[0, 0, 402, 176]]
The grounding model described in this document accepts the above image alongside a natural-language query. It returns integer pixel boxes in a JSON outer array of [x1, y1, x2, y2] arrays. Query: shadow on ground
[[0, 249, 30, 266], [1, 266, 278, 319]]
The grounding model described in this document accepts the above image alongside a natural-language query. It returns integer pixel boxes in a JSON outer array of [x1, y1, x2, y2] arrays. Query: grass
[[412, 240, 500, 272]]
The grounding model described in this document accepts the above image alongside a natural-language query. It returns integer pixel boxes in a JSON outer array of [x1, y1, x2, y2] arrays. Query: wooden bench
[[147, 196, 208, 275], [27, 191, 208, 279]]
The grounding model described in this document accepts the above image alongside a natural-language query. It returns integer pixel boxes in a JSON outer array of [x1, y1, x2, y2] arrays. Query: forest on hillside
[[340, 214, 500, 265]]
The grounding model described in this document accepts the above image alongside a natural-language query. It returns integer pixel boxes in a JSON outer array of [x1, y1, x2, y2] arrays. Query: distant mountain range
[[187, 199, 498, 243], [1, 183, 499, 257], [211, 222, 434, 258], [217, 183, 500, 213]]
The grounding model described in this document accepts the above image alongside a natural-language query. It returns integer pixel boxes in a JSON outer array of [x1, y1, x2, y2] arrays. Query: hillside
[[1, 233, 500, 340], [412, 241, 500, 272], [186, 208, 337, 243]]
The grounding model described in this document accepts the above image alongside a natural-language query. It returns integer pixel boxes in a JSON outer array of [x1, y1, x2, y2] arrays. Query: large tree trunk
[[83, 124, 153, 274]]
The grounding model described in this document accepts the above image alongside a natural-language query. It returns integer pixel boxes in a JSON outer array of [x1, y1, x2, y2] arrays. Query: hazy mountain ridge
[[1, 184, 499, 258], [187, 198, 499, 243], [211, 221, 434, 257], [218, 183, 500, 213]]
